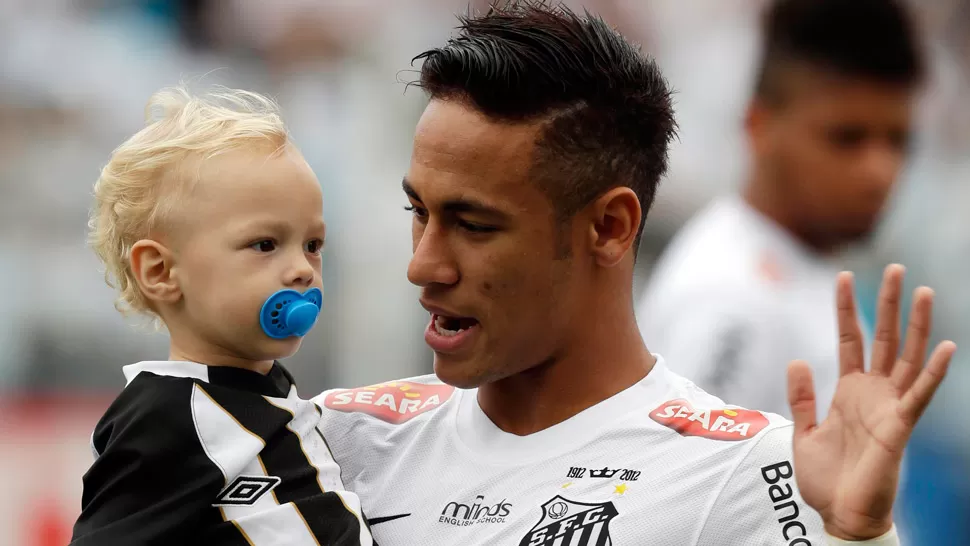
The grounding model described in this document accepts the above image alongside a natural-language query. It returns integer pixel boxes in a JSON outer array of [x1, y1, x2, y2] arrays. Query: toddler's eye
[[304, 239, 324, 254], [251, 240, 276, 252]]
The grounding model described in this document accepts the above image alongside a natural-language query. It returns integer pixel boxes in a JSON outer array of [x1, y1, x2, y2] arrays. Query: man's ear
[[586, 187, 641, 267], [745, 98, 778, 158], [129, 239, 181, 307]]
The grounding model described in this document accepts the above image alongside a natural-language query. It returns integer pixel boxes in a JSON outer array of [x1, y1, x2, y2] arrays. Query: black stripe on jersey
[[202, 385, 363, 545], [200, 520, 258, 546]]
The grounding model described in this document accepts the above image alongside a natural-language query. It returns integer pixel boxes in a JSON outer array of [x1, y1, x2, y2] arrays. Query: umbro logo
[[213, 476, 281, 506]]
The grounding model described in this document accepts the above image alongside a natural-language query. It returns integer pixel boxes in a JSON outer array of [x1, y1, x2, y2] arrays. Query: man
[[636, 0, 924, 419], [314, 2, 954, 544]]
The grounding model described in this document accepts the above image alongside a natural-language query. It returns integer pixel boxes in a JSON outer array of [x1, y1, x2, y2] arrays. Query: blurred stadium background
[[1, 1, 967, 544]]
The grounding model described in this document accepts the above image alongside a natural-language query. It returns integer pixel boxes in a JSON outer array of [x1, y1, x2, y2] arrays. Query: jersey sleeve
[[645, 290, 793, 413], [695, 425, 825, 545], [70, 373, 226, 545]]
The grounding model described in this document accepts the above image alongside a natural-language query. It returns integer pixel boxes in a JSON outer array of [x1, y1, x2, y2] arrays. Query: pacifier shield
[[259, 287, 323, 339]]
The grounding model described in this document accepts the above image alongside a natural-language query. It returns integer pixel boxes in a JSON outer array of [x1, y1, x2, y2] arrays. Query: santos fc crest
[[519, 496, 618, 546]]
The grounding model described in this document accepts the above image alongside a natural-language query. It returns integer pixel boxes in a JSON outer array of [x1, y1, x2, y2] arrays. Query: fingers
[[891, 287, 934, 393], [787, 360, 818, 437], [870, 264, 904, 376], [836, 272, 865, 377], [898, 341, 956, 426]]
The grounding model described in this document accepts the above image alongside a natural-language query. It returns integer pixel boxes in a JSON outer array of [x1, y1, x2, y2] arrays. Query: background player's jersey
[[314, 358, 825, 545], [636, 196, 859, 420], [71, 361, 374, 546]]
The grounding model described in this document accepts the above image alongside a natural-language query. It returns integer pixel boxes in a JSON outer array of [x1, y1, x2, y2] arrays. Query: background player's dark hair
[[755, 0, 925, 103], [413, 0, 676, 252]]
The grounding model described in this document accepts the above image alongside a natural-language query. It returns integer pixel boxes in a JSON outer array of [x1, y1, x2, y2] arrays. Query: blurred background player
[[637, 0, 924, 421], [71, 86, 372, 545]]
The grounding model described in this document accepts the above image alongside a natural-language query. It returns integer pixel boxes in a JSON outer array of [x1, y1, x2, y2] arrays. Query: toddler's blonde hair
[[89, 84, 290, 317]]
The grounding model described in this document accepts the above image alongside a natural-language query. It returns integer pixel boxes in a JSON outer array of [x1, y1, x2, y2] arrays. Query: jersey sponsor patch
[[519, 496, 617, 546], [439, 494, 512, 527], [650, 398, 769, 441], [322, 381, 455, 424]]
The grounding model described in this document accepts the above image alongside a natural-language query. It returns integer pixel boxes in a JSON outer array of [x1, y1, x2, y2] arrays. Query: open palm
[[787, 265, 956, 541]]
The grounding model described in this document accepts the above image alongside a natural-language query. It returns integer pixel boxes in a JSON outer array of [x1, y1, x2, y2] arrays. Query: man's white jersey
[[314, 358, 826, 545], [636, 197, 856, 420]]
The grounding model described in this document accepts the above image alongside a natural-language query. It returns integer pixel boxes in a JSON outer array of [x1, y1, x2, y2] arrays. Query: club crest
[[518, 495, 617, 546]]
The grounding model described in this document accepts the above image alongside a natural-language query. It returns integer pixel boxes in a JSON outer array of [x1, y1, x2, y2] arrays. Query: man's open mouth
[[432, 315, 480, 337]]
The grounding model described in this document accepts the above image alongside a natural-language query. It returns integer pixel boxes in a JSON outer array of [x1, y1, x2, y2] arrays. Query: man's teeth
[[435, 315, 467, 337], [435, 316, 457, 336]]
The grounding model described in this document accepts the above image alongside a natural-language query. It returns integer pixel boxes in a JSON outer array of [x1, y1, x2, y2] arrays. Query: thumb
[[787, 360, 818, 437]]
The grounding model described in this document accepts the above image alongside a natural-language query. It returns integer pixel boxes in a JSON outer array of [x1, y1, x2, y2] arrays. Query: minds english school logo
[[323, 381, 454, 424], [650, 398, 769, 441], [519, 496, 617, 546], [439, 495, 512, 527]]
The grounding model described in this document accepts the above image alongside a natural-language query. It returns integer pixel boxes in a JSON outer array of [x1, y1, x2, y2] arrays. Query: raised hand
[[786, 264, 956, 540]]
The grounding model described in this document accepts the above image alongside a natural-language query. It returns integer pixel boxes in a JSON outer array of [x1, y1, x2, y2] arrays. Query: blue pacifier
[[259, 287, 323, 339]]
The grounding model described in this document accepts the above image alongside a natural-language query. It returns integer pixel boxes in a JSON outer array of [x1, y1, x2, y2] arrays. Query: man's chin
[[432, 353, 487, 390]]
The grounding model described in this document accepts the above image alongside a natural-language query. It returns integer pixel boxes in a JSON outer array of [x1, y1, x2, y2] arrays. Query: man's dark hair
[[755, 0, 925, 103], [413, 0, 676, 252]]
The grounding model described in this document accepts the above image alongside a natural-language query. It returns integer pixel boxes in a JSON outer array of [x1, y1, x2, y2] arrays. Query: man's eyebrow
[[402, 178, 420, 201], [402, 177, 510, 219]]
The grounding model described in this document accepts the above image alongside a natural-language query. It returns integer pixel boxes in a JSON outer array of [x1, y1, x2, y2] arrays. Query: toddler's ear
[[130, 240, 181, 306]]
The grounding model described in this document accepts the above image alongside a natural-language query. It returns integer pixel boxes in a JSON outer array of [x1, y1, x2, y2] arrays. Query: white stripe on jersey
[[191, 383, 264, 482], [124, 360, 209, 385]]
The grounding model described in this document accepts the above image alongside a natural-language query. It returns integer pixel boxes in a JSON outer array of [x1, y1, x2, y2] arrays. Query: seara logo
[[323, 381, 455, 424], [651, 398, 769, 441]]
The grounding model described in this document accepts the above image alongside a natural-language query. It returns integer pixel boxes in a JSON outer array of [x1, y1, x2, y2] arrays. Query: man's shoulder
[[314, 374, 458, 426], [645, 366, 794, 447]]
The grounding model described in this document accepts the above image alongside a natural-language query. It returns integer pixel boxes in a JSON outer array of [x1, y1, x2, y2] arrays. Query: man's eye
[[827, 127, 867, 149], [459, 221, 497, 234], [404, 205, 428, 218], [251, 240, 276, 252]]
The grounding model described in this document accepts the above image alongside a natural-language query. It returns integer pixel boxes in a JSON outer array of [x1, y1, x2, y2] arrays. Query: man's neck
[[477, 302, 655, 437]]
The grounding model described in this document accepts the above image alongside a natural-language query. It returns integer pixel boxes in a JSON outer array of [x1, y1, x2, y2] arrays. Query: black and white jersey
[[71, 360, 374, 546]]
